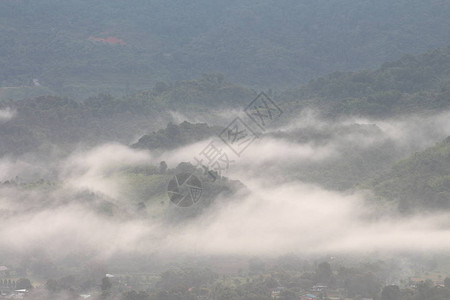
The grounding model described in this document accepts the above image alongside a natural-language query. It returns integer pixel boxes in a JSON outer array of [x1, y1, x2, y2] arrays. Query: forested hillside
[[3, 43, 450, 158], [282, 45, 450, 117], [132, 121, 222, 152], [0, 76, 253, 156], [3, 0, 450, 98], [371, 136, 450, 212]]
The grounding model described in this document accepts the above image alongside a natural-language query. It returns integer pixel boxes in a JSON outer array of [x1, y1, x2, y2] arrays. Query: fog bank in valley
[[1, 110, 450, 263]]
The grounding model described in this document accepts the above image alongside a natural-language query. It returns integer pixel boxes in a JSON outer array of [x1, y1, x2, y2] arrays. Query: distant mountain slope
[[0, 94, 165, 156], [3, 40, 450, 158], [132, 121, 221, 151], [3, 0, 450, 95], [371, 137, 450, 212], [131, 73, 256, 110], [281, 45, 450, 117], [0, 76, 253, 156]]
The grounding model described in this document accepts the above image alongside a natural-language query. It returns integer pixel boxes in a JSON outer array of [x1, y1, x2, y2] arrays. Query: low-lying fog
[[2, 110, 450, 263]]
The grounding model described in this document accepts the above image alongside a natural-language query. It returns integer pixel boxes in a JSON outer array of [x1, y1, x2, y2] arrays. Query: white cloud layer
[[1, 111, 450, 262]]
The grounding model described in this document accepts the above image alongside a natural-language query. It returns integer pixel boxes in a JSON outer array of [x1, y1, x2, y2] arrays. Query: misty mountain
[[3, 0, 450, 98], [3, 43, 450, 158], [3, 3, 450, 299], [266, 122, 398, 191], [132, 121, 222, 152], [0, 94, 164, 156], [281, 45, 450, 117], [371, 136, 450, 212], [0, 76, 253, 156]]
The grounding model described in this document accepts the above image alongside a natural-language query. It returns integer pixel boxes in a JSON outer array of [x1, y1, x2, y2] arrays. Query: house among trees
[[312, 285, 327, 292], [271, 287, 285, 299], [300, 294, 317, 300]]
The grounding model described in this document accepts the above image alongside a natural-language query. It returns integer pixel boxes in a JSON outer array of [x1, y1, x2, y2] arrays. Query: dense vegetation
[[0, 75, 253, 156], [371, 136, 450, 212], [5, 257, 450, 300], [268, 123, 399, 191], [132, 121, 222, 152], [3, 43, 450, 157], [3, 0, 450, 98], [282, 45, 450, 117]]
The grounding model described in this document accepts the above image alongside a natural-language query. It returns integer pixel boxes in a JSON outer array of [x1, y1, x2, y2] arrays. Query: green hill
[[132, 121, 222, 152], [281, 45, 450, 117], [370, 137, 450, 212]]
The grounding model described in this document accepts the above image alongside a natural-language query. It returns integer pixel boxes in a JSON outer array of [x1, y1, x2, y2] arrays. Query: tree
[[153, 81, 169, 95], [122, 290, 149, 300], [46, 279, 59, 292], [101, 277, 112, 292], [16, 278, 32, 290], [216, 286, 239, 300], [248, 257, 265, 274], [316, 262, 332, 284], [381, 285, 400, 300], [444, 277, 450, 288], [159, 161, 168, 174]]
